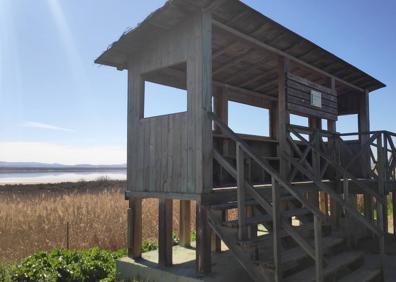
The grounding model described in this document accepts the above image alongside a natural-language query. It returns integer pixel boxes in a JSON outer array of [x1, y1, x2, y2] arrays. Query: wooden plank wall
[[286, 73, 338, 120], [127, 13, 212, 197]]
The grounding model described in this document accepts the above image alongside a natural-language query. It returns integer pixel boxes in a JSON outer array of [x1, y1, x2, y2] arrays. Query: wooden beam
[[272, 178, 282, 282], [212, 20, 365, 93], [213, 81, 277, 102], [196, 203, 212, 274], [237, 145, 248, 240], [314, 216, 324, 282], [127, 198, 142, 259], [359, 90, 373, 224], [159, 199, 173, 267], [179, 200, 191, 247], [278, 56, 290, 179], [309, 117, 321, 208]]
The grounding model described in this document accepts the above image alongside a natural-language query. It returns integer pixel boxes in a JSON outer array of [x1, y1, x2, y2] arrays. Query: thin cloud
[[22, 121, 73, 132]]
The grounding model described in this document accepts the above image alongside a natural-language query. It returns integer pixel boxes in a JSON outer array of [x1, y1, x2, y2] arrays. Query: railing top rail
[[288, 123, 393, 138]]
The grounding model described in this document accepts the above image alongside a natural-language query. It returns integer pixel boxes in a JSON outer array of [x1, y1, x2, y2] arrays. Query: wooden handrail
[[208, 112, 328, 266], [289, 127, 384, 202], [213, 149, 318, 261], [209, 111, 326, 221], [287, 127, 385, 237]]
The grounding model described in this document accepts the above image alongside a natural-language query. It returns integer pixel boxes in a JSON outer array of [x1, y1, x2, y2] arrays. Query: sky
[[0, 0, 395, 165]]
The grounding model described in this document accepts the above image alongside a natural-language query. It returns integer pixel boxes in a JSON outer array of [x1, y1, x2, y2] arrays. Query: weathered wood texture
[[127, 198, 142, 259], [196, 203, 212, 274], [287, 73, 338, 120], [159, 199, 173, 267], [179, 200, 191, 247], [127, 12, 212, 197]]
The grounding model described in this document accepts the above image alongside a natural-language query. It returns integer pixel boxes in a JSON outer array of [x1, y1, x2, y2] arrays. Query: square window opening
[[228, 101, 269, 137], [142, 63, 187, 118]]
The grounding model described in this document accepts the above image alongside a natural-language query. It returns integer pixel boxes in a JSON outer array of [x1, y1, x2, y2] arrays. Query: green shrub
[[0, 263, 11, 282], [141, 240, 157, 253], [10, 248, 126, 282]]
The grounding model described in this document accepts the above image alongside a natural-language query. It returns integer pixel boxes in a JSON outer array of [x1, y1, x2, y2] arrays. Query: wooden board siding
[[286, 73, 338, 120], [131, 113, 189, 194], [127, 13, 212, 198]]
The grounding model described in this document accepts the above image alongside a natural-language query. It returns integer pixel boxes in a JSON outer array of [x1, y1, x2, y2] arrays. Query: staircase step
[[338, 267, 382, 282], [211, 199, 258, 210], [225, 208, 310, 228], [257, 236, 344, 270], [239, 224, 315, 248], [284, 251, 364, 282]]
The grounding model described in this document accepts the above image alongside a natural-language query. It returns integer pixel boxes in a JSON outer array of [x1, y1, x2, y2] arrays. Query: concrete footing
[[117, 245, 253, 282]]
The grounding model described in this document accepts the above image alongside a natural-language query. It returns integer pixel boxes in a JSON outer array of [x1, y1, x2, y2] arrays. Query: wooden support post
[[359, 90, 373, 224], [159, 199, 173, 267], [272, 177, 282, 282], [328, 119, 341, 226], [237, 144, 248, 241], [247, 206, 257, 240], [196, 203, 211, 274], [211, 229, 222, 253], [377, 134, 386, 274], [277, 56, 290, 221], [383, 136, 389, 233], [179, 200, 191, 247], [343, 176, 353, 247], [393, 192, 396, 238], [309, 117, 321, 208], [314, 216, 324, 282], [277, 56, 290, 180], [270, 104, 278, 139], [127, 198, 142, 259]]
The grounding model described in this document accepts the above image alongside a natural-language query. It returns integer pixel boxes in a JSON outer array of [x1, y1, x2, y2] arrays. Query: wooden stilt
[[272, 178, 282, 282], [179, 200, 191, 247], [127, 197, 142, 259], [196, 203, 211, 274], [393, 192, 396, 239], [309, 117, 321, 208], [159, 199, 173, 267]]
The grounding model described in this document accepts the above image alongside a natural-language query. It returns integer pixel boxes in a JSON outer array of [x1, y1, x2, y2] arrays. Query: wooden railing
[[287, 124, 391, 274], [208, 112, 327, 281]]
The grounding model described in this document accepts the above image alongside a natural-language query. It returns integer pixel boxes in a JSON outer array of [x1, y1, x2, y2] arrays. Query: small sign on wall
[[310, 90, 322, 108]]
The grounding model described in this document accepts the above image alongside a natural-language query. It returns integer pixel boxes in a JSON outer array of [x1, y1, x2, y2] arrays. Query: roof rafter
[[212, 19, 365, 93]]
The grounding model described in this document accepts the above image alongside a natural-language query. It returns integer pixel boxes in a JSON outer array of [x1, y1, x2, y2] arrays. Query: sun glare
[[46, 0, 90, 94]]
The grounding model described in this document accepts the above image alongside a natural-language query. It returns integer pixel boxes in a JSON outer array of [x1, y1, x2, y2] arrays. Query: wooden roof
[[95, 0, 385, 94]]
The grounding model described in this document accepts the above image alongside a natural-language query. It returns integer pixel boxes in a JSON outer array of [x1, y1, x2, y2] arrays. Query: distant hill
[[0, 162, 126, 170]]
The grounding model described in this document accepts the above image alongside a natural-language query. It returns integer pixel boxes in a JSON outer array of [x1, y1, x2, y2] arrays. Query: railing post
[[314, 215, 323, 282], [237, 144, 248, 241], [272, 177, 282, 282], [331, 135, 342, 227], [377, 134, 386, 272], [343, 174, 353, 246], [383, 133, 389, 232]]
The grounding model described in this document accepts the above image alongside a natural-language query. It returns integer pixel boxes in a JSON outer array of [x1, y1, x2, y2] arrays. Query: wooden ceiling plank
[[212, 19, 365, 92], [213, 81, 277, 102], [212, 48, 254, 75]]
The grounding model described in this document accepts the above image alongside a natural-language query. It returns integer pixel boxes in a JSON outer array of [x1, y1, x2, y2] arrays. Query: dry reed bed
[[0, 181, 194, 262]]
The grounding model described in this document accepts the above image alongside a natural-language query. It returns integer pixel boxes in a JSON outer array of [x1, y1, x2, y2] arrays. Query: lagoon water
[[0, 170, 127, 185]]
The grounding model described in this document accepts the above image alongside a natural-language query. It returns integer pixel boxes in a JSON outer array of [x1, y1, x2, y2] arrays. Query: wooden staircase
[[208, 200, 382, 282], [207, 112, 385, 282]]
